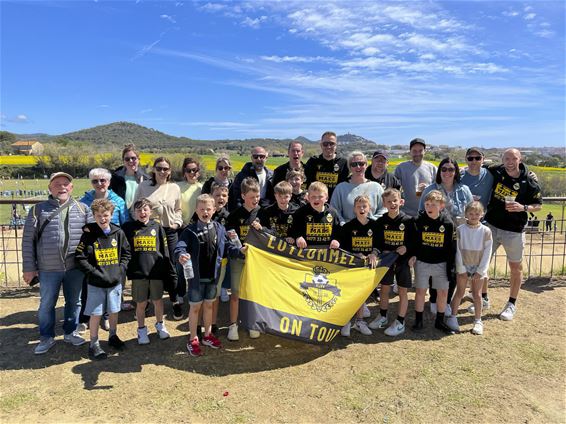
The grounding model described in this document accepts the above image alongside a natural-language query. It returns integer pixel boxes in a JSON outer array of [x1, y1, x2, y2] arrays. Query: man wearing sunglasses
[[460, 147, 493, 210], [304, 131, 349, 199], [229, 146, 274, 211]]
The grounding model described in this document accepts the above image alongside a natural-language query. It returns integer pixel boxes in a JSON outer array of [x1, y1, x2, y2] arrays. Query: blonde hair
[[382, 188, 401, 200], [196, 193, 215, 206], [91, 198, 115, 214], [424, 190, 445, 204], [354, 195, 370, 205], [465, 200, 484, 215], [307, 181, 328, 195]]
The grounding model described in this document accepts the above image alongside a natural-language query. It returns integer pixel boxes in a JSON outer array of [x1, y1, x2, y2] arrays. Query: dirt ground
[[1, 278, 565, 423]]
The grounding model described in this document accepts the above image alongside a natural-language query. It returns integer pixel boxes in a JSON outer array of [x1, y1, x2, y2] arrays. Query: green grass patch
[[0, 392, 38, 413]]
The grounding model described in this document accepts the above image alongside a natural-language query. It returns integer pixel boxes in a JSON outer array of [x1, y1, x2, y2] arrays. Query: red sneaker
[[186, 338, 202, 356], [202, 334, 222, 349]]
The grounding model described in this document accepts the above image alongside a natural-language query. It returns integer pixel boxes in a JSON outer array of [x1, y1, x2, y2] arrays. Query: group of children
[[74, 168, 492, 360]]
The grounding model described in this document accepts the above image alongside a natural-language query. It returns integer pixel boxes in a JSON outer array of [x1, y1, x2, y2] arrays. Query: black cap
[[372, 150, 389, 160], [409, 138, 426, 149], [465, 147, 484, 156]]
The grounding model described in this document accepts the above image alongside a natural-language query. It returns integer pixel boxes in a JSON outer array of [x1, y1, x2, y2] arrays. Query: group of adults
[[22, 133, 542, 354]]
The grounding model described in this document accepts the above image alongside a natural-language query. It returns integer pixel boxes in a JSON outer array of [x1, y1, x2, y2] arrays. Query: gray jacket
[[22, 197, 93, 272]]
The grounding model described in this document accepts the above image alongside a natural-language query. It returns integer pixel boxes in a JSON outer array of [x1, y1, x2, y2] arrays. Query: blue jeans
[[38, 268, 84, 339]]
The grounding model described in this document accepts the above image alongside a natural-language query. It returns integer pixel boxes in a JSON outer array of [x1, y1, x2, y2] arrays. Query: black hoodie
[[75, 223, 131, 288], [413, 210, 455, 266]]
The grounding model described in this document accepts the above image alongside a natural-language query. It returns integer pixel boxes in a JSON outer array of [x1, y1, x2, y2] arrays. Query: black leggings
[[164, 227, 179, 302]]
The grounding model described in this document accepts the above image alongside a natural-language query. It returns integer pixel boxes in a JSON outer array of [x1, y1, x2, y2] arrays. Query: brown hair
[[274, 181, 292, 196], [91, 198, 115, 214], [121, 143, 139, 160], [241, 177, 260, 194], [424, 190, 445, 204]]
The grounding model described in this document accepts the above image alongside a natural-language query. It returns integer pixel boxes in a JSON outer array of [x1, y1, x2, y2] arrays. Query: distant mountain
[[294, 136, 313, 143], [338, 133, 375, 145]]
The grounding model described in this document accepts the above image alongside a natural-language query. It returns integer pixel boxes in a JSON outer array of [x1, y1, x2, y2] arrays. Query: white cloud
[[260, 55, 334, 64], [140, 108, 153, 114], [524, 13, 536, 21], [132, 39, 161, 61], [6, 114, 30, 123], [160, 14, 176, 24], [502, 10, 519, 17], [241, 15, 267, 29], [96, 104, 110, 108]]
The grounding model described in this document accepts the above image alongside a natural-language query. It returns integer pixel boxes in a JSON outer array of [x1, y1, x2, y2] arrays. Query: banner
[[239, 229, 397, 344]]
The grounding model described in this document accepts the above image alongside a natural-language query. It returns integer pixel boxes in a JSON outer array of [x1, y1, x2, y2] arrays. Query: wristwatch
[[524, 204, 529, 212]]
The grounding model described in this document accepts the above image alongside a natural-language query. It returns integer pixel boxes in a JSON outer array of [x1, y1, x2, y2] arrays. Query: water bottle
[[182, 254, 194, 280], [227, 229, 242, 249]]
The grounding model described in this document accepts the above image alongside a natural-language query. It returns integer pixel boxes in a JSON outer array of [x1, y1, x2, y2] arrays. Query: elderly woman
[[133, 157, 183, 319], [81, 168, 127, 225], [110, 144, 150, 213], [419, 157, 473, 226], [177, 157, 203, 227], [330, 151, 385, 225], [201, 156, 233, 194]]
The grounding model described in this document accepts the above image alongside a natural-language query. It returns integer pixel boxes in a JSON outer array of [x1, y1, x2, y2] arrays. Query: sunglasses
[[467, 156, 482, 161], [252, 155, 266, 159], [155, 166, 170, 172], [217, 166, 231, 171], [441, 167, 456, 173], [322, 142, 336, 147], [124, 156, 138, 162], [350, 161, 367, 168], [184, 168, 199, 174], [91, 179, 107, 185]]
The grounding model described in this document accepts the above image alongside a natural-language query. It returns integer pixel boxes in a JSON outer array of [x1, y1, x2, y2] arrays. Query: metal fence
[[1, 198, 565, 287]]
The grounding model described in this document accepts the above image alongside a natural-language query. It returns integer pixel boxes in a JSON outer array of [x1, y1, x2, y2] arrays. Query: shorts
[[487, 224, 525, 263], [85, 284, 122, 316], [230, 257, 245, 294], [131, 279, 164, 302], [381, 260, 412, 288], [414, 261, 450, 290], [456, 264, 480, 277], [188, 279, 217, 305]]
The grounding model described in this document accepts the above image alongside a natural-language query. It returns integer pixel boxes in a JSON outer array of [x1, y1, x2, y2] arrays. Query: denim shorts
[[487, 224, 525, 263], [188, 279, 217, 305], [414, 261, 450, 290], [85, 284, 122, 316]]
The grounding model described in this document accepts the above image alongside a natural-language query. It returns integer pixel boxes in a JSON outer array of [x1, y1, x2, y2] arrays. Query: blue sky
[[1, 0, 564, 147]]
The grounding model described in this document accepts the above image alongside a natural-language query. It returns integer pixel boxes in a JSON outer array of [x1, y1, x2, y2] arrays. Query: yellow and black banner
[[240, 229, 397, 344]]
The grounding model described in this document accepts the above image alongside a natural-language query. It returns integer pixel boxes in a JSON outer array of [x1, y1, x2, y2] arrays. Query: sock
[[380, 308, 387, 317], [109, 329, 116, 337], [436, 312, 445, 324], [89, 337, 99, 347], [415, 311, 423, 323], [397, 316, 405, 324], [482, 292, 489, 300], [508, 297, 516, 305]]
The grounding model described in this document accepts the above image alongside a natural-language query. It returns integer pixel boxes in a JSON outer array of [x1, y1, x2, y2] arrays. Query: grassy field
[[0, 279, 564, 423]]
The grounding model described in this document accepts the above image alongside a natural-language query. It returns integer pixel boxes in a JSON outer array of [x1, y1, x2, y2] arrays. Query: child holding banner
[[408, 190, 456, 334], [122, 198, 176, 345], [370, 188, 415, 337], [258, 181, 297, 242], [289, 182, 341, 249], [337, 194, 377, 337], [225, 178, 263, 341]]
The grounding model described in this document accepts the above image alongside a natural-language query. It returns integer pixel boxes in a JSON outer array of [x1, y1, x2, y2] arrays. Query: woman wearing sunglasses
[[109, 144, 150, 214], [419, 157, 473, 227], [201, 156, 233, 195], [133, 157, 183, 319], [177, 157, 203, 227]]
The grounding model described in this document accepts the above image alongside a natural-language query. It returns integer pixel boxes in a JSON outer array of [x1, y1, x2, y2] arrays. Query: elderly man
[[393, 138, 437, 217], [304, 131, 349, 199], [365, 150, 401, 190], [484, 148, 542, 321], [22, 172, 93, 354], [229, 146, 274, 210]]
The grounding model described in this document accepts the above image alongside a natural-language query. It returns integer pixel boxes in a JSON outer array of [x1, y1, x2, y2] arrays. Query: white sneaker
[[500, 302, 517, 321], [445, 315, 460, 332], [352, 320, 372, 336], [220, 288, 230, 302], [249, 329, 260, 339], [362, 303, 371, 318], [34, 337, 56, 355], [340, 322, 351, 337], [468, 298, 491, 314], [445, 304, 452, 317], [155, 322, 170, 340], [76, 323, 88, 335], [384, 320, 405, 337], [462, 291, 474, 303], [63, 331, 86, 346], [227, 323, 239, 341], [429, 303, 437, 315], [368, 315, 388, 330], [471, 320, 484, 335], [137, 326, 150, 345]]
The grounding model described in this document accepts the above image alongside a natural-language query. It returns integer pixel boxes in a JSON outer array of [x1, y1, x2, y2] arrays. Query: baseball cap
[[49, 172, 73, 183], [409, 138, 426, 149], [465, 147, 484, 157], [372, 150, 389, 160]]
